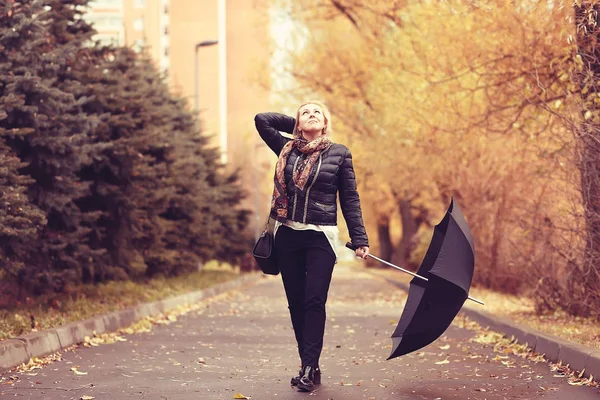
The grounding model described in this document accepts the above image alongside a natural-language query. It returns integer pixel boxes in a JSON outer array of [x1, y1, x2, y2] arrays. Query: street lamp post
[[194, 40, 218, 116]]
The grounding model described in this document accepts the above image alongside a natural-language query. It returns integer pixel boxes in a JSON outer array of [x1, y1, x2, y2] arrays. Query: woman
[[254, 101, 370, 392]]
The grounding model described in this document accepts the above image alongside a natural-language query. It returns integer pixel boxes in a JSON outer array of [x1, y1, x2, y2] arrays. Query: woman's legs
[[275, 226, 307, 360], [275, 226, 336, 372], [301, 245, 335, 368]]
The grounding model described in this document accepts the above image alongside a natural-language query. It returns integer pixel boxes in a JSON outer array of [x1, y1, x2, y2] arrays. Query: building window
[[133, 18, 144, 31], [135, 0, 146, 7], [85, 14, 122, 29]]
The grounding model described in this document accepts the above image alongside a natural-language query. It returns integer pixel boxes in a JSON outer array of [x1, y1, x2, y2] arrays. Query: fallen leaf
[[70, 367, 88, 376], [435, 359, 450, 365], [439, 344, 450, 350], [233, 393, 249, 399], [81, 396, 95, 400]]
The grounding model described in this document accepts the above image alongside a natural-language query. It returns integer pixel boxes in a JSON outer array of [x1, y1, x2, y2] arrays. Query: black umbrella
[[346, 197, 483, 360]]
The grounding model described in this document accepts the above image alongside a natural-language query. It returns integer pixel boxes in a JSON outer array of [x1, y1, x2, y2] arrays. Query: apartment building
[[85, 0, 171, 73]]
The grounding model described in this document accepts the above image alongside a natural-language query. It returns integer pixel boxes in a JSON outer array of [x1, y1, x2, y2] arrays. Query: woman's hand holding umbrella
[[355, 246, 369, 259]]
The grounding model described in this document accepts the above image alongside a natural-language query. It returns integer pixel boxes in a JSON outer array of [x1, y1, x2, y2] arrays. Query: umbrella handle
[[344, 242, 485, 305], [345, 242, 428, 281]]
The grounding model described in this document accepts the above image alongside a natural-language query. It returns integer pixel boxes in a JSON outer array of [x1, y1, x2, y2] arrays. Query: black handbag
[[252, 217, 279, 275]]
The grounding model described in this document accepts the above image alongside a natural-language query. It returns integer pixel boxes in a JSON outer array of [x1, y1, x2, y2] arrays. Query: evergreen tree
[[0, 140, 47, 280], [1, 0, 252, 290], [209, 169, 254, 266], [137, 65, 253, 275], [42, 0, 120, 282], [157, 94, 225, 274], [0, 0, 96, 292], [0, 3, 47, 283], [72, 47, 157, 281]]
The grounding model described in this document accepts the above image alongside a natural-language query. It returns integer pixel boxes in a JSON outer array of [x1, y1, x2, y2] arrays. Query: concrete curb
[[0, 272, 262, 373], [369, 270, 600, 380]]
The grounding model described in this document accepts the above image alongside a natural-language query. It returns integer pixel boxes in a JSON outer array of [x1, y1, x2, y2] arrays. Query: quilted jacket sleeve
[[338, 146, 369, 247], [254, 112, 296, 156]]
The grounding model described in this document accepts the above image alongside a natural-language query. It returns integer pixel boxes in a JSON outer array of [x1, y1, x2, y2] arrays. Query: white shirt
[[273, 219, 339, 263]]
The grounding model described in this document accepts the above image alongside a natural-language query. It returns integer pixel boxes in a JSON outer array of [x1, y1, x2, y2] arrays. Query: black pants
[[274, 225, 336, 369]]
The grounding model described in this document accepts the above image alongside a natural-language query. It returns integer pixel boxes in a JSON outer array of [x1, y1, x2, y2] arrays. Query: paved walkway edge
[[368, 269, 600, 380], [0, 272, 262, 373]]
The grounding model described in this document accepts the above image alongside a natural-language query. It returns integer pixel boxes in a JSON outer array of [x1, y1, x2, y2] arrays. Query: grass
[[0, 261, 241, 341], [369, 266, 600, 350], [467, 286, 600, 350]]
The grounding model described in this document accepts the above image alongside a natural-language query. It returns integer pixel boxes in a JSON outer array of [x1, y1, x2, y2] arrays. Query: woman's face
[[297, 104, 326, 135]]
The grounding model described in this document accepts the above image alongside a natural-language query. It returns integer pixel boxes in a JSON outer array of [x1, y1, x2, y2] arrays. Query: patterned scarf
[[271, 136, 333, 221]]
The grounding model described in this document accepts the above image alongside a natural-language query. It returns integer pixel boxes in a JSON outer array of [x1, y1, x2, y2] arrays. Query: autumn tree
[[273, 0, 587, 305], [565, 1, 600, 317]]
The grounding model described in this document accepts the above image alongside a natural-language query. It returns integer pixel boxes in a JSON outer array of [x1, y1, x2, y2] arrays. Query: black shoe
[[297, 366, 321, 392], [290, 368, 302, 386], [291, 367, 320, 386]]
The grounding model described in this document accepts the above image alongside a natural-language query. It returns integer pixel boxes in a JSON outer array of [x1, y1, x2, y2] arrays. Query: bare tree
[[568, 1, 600, 317]]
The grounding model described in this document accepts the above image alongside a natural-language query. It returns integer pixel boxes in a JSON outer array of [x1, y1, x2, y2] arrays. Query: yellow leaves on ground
[[434, 358, 450, 365], [16, 354, 62, 373], [552, 363, 599, 388], [0, 376, 21, 386], [83, 331, 127, 348], [472, 331, 505, 345], [233, 393, 250, 399], [12, 294, 231, 375], [70, 367, 88, 376], [80, 396, 95, 400], [459, 315, 599, 388], [339, 380, 361, 386]]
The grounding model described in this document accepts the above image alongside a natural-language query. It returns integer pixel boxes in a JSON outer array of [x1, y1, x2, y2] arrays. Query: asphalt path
[[1, 264, 599, 399]]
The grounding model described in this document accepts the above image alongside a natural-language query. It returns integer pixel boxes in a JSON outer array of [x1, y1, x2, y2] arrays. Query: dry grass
[[368, 266, 600, 350], [0, 260, 240, 340], [467, 286, 600, 350]]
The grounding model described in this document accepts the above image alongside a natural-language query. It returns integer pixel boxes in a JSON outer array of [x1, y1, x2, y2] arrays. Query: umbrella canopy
[[387, 197, 475, 359]]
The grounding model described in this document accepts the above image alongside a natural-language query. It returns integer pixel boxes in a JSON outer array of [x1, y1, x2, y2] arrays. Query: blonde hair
[[293, 100, 333, 138]]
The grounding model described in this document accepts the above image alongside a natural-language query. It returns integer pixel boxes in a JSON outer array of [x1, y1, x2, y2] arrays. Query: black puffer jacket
[[255, 112, 369, 248]]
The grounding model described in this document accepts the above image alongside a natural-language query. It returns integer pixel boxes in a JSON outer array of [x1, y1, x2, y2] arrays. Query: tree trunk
[[393, 198, 418, 268], [488, 192, 505, 287], [376, 215, 394, 265], [570, 2, 600, 317]]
